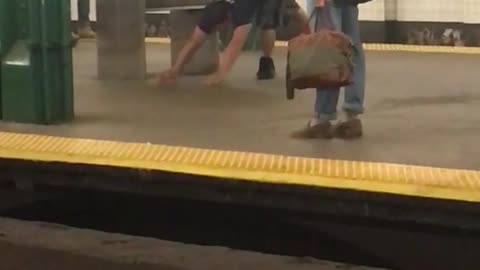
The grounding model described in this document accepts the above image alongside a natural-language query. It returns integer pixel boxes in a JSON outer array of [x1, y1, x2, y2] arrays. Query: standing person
[[77, 0, 96, 38], [292, 0, 367, 139], [72, 0, 96, 42]]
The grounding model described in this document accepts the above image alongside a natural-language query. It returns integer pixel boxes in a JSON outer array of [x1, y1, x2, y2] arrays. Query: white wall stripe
[[358, 0, 480, 24], [71, 0, 479, 24]]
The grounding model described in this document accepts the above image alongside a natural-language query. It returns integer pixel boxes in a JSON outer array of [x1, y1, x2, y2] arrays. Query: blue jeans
[[78, 0, 91, 27], [308, 1, 366, 121]]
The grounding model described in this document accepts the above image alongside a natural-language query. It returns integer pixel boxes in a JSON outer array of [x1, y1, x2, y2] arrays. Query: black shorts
[[256, 0, 300, 30], [198, 0, 300, 34], [197, 1, 232, 34], [198, 0, 262, 33]]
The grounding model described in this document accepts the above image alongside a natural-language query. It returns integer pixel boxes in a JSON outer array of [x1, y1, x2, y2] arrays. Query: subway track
[[0, 187, 391, 269], [1, 185, 480, 270]]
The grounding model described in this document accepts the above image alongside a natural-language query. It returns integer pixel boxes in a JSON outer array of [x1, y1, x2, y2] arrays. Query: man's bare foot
[[204, 72, 225, 86]]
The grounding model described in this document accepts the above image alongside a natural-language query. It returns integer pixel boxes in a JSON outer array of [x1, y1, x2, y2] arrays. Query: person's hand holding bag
[[315, 0, 326, 7]]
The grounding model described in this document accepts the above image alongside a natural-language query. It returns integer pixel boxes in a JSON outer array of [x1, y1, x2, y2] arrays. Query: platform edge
[[0, 132, 479, 203]]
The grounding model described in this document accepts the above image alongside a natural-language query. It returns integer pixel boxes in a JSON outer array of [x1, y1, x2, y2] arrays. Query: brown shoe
[[334, 118, 363, 139], [291, 121, 334, 139], [78, 26, 96, 39]]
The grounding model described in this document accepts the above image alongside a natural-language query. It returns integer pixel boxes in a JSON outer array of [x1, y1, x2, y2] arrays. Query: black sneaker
[[256, 56, 276, 80]]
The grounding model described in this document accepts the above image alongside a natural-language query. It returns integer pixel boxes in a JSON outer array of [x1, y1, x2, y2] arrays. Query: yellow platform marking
[[0, 132, 479, 203], [145, 37, 480, 55]]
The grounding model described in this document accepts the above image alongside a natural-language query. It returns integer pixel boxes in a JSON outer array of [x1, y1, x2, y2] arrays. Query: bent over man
[[158, 0, 309, 86]]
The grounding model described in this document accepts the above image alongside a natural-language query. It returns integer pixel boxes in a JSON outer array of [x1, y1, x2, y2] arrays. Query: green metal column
[[0, 0, 17, 118], [0, 0, 74, 124]]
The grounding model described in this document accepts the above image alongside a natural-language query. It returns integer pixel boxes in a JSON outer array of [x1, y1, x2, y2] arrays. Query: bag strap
[[309, 3, 334, 32], [278, 0, 289, 28]]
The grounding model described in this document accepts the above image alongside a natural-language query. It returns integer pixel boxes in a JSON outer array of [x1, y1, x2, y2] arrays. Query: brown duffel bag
[[286, 5, 355, 99]]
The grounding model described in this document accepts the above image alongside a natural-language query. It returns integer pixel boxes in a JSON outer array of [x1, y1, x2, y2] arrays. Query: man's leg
[[291, 1, 343, 139], [158, 26, 209, 84], [257, 29, 276, 80], [341, 5, 365, 117], [257, 0, 308, 80], [256, 0, 279, 80], [78, 0, 96, 38], [334, 4, 365, 139]]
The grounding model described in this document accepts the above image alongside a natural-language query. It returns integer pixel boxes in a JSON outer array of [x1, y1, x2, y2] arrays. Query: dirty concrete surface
[[0, 217, 384, 270], [0, 242, 176, 270], [0, 42, 479, 170]]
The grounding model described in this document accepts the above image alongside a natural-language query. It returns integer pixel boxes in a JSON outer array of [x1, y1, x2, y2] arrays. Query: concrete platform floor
[[0, 41, 479, 170]]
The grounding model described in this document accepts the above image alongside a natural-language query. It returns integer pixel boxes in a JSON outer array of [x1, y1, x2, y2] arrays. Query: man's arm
[[157, 27, 208, 84], [205, 24, 251, 85], [219, 24, 251, 72], [205, 0, 260, 85], [158, 1, 231, 85], [172, 27, 208, 74]]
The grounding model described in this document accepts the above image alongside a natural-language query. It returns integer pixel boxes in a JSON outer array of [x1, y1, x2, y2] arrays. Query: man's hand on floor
[[157, 69, 179, 85]]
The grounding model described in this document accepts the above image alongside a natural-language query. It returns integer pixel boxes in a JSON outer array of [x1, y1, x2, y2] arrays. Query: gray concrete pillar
[[96, 0, 146, 80], [169, 10, 219, 75]]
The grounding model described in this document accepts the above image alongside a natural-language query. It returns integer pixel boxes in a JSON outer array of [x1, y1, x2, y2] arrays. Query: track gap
[[1, 187, 393, 269]]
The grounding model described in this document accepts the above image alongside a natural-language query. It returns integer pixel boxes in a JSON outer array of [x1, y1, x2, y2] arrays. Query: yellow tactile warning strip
[[0, 132, 480, 203], [363, 43, 480, 55], [145, 37, 480, 55]]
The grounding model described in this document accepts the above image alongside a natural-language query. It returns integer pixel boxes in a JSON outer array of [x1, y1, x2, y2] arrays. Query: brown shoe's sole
[[334, 119, 363, 140], [78, 34, 96, 39], [78, 28, 96, 39], [291, 123, 334, 140]]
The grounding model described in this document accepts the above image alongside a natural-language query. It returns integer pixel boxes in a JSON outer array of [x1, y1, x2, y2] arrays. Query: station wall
[[357, 0, 480, 24], [356, 0, 480, 46], [71, 0, 480, 46]]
